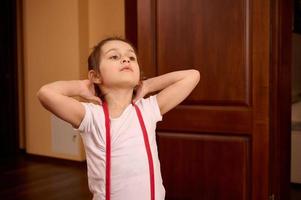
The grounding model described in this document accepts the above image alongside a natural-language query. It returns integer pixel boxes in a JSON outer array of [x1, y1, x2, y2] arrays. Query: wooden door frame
[[270, 0, 292, 199], [125, 0, 137, 49], [0, 0, 19, 156]]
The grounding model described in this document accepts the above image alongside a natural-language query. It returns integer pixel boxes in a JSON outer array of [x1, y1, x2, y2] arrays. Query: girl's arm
[[37, 80, 101, 128], [137, 69, 200, 115]]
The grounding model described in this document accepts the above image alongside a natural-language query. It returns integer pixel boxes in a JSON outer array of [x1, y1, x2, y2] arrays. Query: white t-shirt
[[75, 95, 166, 200]]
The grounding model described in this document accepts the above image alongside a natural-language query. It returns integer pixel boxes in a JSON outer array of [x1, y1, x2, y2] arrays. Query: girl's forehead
[[102, 40, 134, 53]]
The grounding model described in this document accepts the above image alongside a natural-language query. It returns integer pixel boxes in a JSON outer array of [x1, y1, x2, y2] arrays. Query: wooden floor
[[0, 153, 92, 200], [0, 152, 300, 200]]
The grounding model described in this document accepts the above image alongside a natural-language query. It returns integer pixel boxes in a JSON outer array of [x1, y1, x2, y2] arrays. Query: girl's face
[[99, 40, 140, 89]]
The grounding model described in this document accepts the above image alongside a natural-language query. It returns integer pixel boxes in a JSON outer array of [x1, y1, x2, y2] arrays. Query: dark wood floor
[[0, 152, 300, 200], [0, 153, 92, 200]]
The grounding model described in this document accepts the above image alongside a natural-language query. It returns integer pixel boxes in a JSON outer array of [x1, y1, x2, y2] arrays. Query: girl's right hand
[[80, 80, 102, 105]]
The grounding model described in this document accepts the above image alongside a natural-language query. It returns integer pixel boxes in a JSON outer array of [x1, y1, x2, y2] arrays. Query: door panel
[[157, 0, 250, 106], [135, 0, 270, 199], [157, 132, 250, 200], [157, 106, 251, 134]]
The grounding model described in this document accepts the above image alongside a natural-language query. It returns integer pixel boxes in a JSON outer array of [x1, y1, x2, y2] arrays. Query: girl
[[37, 37, 200, 200]]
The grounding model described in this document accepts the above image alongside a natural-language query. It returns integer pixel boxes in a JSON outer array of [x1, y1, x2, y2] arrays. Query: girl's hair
[[88, 37, 142, 99]]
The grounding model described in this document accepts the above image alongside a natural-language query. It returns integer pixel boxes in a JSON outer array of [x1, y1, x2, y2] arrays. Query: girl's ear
[[88, 70, 102, 84]]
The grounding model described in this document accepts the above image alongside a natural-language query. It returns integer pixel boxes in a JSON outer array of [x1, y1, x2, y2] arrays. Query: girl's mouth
[[120, 66, 133, 72]]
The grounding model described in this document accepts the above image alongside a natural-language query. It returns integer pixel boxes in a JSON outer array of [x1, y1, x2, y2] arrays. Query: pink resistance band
[[102, 101, 155, 200]]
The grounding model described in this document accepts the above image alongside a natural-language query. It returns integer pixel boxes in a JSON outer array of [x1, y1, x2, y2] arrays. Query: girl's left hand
[[132, 80, 148, 103]]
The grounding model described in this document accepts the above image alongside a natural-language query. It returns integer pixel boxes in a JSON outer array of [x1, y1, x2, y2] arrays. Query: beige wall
[[88, 0, 125, 47], [22, 0, 124, 160]]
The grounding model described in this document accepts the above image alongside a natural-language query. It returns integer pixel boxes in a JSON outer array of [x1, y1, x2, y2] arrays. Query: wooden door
[[0, 0, 19, 156], [125, 0, 291, 199]]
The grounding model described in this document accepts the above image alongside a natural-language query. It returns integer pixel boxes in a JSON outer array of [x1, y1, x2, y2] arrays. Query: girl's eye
[[110, 55, 119, 60], [129, 56, 136, 61]]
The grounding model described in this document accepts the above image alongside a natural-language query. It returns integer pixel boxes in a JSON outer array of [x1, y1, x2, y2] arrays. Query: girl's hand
[[80, 80, 102, 105], [133, 80, 149, 103]]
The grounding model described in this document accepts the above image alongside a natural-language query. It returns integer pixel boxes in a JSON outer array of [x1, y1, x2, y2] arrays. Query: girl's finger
[[96, 97, 102, 105], [90, 96, 102, 105]]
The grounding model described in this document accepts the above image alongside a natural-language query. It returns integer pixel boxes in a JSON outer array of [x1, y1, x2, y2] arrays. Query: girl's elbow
[[37, 86, 49, 102], [190, 69, 200, 82]]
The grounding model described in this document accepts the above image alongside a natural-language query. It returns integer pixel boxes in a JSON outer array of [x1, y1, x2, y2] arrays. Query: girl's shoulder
[[79, 102, 103, 116], [136, 95, 162, 123], [74, 102, 104, 133]]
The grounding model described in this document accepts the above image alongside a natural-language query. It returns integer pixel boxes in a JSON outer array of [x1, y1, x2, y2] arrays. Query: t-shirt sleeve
[[140, 95, 163, 124], [73, 102, 94, 133]]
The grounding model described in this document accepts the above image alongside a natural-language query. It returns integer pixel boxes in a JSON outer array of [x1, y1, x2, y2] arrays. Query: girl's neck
[[103, 88, 134, 117]]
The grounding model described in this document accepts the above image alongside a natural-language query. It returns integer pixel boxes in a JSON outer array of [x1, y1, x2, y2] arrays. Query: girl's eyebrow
[[104, 48, 135, 55], [104, 48, 118, 55]]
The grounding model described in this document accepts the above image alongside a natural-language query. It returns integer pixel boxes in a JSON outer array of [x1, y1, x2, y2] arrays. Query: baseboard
[[19, 149, 86, 168], [291, 183, 301, 189]]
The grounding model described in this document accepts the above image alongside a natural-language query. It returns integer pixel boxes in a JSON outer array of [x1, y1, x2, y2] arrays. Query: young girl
[[37, 37, 200, 200]]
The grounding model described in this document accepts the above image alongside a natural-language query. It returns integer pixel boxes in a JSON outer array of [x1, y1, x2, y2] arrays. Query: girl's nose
[[121, 57, 130, 63]]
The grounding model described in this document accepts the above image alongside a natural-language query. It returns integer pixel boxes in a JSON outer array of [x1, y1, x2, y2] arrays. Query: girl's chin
[[111, 81, 139, 89]]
